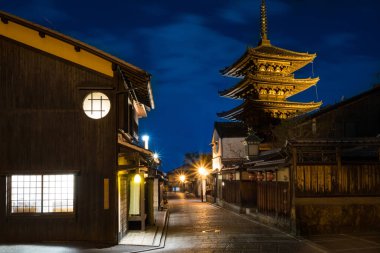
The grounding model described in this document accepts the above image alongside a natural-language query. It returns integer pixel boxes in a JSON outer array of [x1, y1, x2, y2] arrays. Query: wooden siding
[[0, 36, 121, 243], [295, 164, 380, 196], [221, 180, 257, 207], [294, 87, 380, 139], [257, 181, 290, 217], [222, 180, 241, 204]]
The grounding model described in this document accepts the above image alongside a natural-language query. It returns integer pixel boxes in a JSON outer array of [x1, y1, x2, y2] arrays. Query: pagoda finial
[[259, 0, 270, 46]]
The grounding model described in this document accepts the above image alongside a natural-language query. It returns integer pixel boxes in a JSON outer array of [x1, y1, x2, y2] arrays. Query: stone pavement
[[157, 192, 380, 252], [155, 192, 324, 253], [2, 193, 380, 253]]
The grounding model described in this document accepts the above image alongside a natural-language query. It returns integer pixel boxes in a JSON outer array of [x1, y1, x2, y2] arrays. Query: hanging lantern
[[257, 172, 264, 181], [248, 172, 257, 181], [267, 171, 274, 181], [243, 128, 262, 160]]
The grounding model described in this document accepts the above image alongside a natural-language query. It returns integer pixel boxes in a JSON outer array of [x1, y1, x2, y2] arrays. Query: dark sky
[[2, 0, 380, 171]]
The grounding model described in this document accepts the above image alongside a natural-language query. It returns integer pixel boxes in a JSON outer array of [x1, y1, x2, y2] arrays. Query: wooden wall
[[222, 180, 241, 204], [295, 88, 380, 139], [221, 180, 257, 207], [295, 164, 380, 196], [291, 143, 380, 235], [257, 181, 290, 218], [0, 36, 119, 243]]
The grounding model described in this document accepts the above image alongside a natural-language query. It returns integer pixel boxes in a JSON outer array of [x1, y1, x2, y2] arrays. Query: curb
[[128, 210, 170, 253]]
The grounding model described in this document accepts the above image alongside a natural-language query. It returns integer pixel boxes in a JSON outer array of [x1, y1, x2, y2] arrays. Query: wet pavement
[[2, 192, 380, 252], [155, 192, 323, 253]]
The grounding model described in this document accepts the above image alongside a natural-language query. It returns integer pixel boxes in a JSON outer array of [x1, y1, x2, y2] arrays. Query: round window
[[82, 92, 111, 119]]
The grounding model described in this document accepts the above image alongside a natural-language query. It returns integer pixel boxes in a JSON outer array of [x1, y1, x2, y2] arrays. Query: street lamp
[[179, 174, 186, 192], [142, 135, 149, 149], [243, 129, 262, 160], [198, 166, 208, 202]]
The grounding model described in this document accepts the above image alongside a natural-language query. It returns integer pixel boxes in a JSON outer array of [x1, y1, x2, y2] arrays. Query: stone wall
[[295, 197, 380, 235]]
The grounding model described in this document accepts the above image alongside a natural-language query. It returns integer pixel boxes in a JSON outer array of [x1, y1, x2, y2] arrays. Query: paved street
[[2, 192, 380, 253], [156, 192, 323, 253]]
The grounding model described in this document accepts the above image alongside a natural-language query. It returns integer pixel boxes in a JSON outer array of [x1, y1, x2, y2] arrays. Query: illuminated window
[[9, 174, 74, 214], [10, 175, 42, 213], [82, 92, 111, 119]]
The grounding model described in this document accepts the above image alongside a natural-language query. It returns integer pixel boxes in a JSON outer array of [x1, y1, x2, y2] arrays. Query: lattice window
[[10, 175, 42, 213], [42, 175, 74, 213], [9, 174, 74, 214], [83, 92, 111, 119]]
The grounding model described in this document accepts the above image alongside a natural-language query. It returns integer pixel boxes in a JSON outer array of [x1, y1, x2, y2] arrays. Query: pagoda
[[218, 0, 321, 130]]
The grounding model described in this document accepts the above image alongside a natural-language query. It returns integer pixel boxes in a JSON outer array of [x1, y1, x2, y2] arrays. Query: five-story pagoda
[[218, 0, 321, 134]]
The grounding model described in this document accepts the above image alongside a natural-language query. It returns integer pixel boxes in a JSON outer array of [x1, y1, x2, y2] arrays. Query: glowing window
[[9, 174, 74, 214], [83, 92, 111, 119], [10, 175, 42, 213]]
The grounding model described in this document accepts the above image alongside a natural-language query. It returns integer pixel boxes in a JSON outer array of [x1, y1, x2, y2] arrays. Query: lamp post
[[198, 166, 208, 202], [179, 174, 186, 192], [142, 135, 149, 149]]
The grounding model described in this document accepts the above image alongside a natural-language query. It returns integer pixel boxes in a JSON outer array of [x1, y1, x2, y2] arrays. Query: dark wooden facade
[[293, 85, 380, 139], [221, 180, 257, 207], [289, 140, 380, 235], [0, 12, 154, 244], [216, 85, 380, 235]]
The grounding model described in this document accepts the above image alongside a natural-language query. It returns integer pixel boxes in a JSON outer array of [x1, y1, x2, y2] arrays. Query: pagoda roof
[[217, 99, 322, 121], [221, 44, 316, 78], [220, 74, 319, 99]]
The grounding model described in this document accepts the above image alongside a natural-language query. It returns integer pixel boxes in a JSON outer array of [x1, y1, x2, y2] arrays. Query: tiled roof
[[249, 45, 315, 59], [214, 122, 247, 138]]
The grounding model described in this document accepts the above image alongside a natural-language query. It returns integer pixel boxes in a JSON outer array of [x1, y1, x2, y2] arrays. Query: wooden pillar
[[336, 146, 342, 192], [275, 170, 278, 220], [140, 173, 145, 230], [290, 147, 297, 235]]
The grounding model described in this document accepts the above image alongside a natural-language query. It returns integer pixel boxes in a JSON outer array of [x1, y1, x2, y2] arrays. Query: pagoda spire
[[259, 0, 270, 46]]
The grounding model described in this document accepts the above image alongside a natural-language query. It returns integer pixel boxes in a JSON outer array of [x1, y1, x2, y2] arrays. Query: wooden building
[[0, 11, 159, 244], [212, 0, 380, 236], [291, 85, 380, 139], [237, 87, 380, 235], [211, 122, 256, 208]]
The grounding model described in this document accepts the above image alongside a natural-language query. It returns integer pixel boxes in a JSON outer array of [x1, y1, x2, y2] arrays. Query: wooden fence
[[257, 181, 290, 218], [222, 180, 257, 207], [295, 164, 380, 196]]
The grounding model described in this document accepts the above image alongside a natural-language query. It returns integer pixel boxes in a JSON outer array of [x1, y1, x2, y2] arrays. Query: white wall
[[211, 129, 246, 171], [221, 137, 245, 159], [211, 130, 222, 171]]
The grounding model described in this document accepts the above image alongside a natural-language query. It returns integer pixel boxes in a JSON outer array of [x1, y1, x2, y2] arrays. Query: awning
[[247, 159, 288, 172], [118, 139, 153, 156]]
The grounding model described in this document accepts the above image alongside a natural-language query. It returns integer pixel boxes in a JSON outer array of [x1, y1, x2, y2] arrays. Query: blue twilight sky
[[1, 0, 380, 171]]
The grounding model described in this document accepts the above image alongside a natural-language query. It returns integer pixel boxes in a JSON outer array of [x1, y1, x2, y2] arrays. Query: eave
[[219, 74, 319, 99], [221, 44, 316, 78], [217, 99, 322, 121]]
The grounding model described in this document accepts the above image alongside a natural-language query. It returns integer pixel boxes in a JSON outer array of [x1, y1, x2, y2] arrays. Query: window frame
[[6, 172, 77, 217]]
